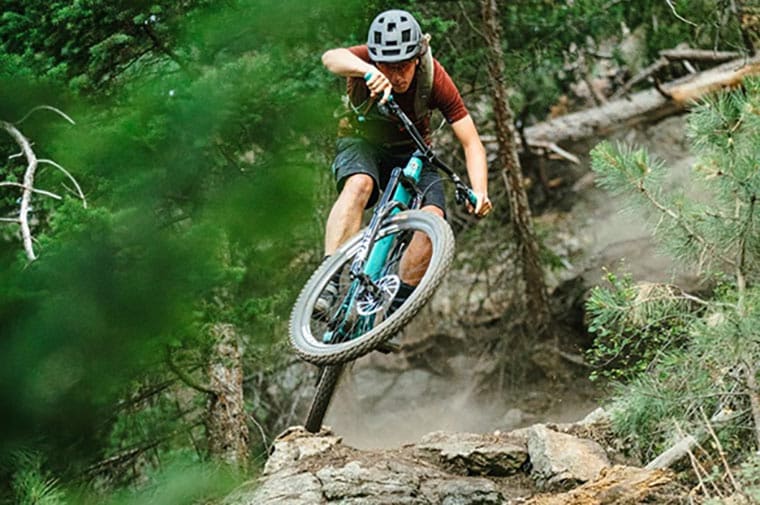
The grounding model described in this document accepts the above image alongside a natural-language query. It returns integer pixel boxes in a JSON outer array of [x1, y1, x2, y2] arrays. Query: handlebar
[[377, 96, 479, 208]]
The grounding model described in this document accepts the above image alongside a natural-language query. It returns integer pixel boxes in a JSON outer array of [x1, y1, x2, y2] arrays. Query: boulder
[[416, 431, 528, 476], [528, 424, 610, 490]]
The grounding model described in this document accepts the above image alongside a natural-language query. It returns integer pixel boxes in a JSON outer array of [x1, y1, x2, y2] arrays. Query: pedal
[[376, 341, 400, 354]]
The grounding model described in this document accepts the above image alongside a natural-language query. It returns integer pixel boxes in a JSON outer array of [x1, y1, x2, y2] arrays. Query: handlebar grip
[[467, 189, 479, 207]]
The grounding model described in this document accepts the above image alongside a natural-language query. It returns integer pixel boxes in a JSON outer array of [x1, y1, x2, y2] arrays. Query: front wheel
[[290, 210, 454, 366]]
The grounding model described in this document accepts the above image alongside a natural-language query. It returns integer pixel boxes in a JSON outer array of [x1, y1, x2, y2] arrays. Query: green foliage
[[735, 454, 760, 502], [412, 0, 746, 119], [588, 78, 760, 463], [10, 452, 66, 505], [585, 270, 697, 381], [0, 0, 359, 498]]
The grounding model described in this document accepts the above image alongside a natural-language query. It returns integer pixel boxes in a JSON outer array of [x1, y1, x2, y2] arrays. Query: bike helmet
[[367, 9, 422, 63]]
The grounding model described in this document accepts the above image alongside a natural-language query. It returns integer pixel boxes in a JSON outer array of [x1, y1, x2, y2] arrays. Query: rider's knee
[[341, 174, 375, 204], [421, 204, 445, 218]]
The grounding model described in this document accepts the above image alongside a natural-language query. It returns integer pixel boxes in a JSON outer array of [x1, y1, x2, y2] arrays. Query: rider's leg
[[314, 173, 375, 320], [387, 204, 443, 315], [324, 173, 375, 255], [399, 204, 445, 285]]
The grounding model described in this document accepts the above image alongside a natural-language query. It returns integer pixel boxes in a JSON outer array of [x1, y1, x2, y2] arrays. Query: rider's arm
[[322, 48, 392, 102], [322, 48, 375, 77], [451, 114, 492, 217]]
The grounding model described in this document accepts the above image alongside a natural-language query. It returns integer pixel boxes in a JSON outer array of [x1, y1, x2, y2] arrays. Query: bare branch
[[457, 1, 486, 40], [16, 105, 76, 126], [9, 151, 23, 160], [660, 48, 742, 62], [742, 361, 760, 448], [665, 0, 698, 26], [0, 182, 62, 200], [1, 120, 39, 260], [38, 159, 87, 208], [528, 140, 581, 165], [0, 217, 20, 223]]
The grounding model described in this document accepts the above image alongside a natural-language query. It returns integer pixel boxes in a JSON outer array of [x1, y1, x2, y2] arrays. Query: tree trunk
[[733, 0, 758, 53], [206, 322, 249, 469], [524, 54, 760, 147], [480, 0, 550, 332]]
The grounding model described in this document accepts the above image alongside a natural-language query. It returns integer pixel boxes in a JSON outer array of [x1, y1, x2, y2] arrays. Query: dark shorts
[[332, 137, 447, 213]]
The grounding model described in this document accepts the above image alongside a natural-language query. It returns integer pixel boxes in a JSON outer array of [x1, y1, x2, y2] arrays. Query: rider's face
[[377, 58, 418, 93]]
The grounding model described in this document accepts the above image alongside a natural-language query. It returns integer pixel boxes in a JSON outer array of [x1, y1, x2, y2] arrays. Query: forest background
[[0, 0, 757, 503]]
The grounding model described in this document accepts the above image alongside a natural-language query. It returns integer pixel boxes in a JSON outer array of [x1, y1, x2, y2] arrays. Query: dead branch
[[165, 347, 217, 396], [0, 182, 62, 200], [2, 107, 84, 260], [16, 105, 76, 126], [700, 407, 741, 493], [742, 362, 760, 448], [660, 48, 742, 62], [646, 408, 740, 470], [666, 0, 698, 26], [528, 140, 581, 165], [38, 159, 87, 207], [2, 120, 40, 260]]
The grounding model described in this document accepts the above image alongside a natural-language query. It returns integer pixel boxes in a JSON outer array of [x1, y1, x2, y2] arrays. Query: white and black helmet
[[367, 9, 422, 63]]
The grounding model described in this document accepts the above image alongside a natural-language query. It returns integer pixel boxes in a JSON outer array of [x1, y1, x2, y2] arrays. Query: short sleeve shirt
[[343, 45, 468, 146]]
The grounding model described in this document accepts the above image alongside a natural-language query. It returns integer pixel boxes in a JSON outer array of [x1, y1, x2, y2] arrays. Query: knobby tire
[[290, 210, 454, 366], [304, 365, 343, 433]]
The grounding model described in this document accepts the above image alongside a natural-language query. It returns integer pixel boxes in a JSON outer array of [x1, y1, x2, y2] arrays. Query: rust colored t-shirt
[[341, 45, 468, 147]]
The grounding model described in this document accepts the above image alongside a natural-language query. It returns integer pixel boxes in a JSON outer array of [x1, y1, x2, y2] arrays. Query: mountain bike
[[290, 96, 478, 432]]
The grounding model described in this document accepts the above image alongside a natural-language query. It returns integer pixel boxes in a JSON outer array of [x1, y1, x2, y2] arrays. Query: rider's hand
[[364, 69, 392, 104], [468, 192, 493, 218]]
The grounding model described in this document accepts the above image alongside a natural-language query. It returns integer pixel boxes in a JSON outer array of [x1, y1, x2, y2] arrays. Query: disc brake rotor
[[356, 275, 400, 316]]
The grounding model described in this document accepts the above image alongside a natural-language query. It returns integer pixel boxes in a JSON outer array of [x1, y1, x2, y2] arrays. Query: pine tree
[[587, 77, 760, 468]]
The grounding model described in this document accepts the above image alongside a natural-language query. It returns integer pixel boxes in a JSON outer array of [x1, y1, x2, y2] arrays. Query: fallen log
[[524, 465, 677, 505], [520, 54, 760, 148]]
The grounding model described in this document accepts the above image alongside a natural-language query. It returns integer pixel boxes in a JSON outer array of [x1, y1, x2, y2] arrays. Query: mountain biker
[[317, 9, 491, 316]]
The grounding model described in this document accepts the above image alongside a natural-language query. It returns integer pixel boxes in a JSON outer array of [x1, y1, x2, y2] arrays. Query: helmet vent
[[402, 29, 411, 42]]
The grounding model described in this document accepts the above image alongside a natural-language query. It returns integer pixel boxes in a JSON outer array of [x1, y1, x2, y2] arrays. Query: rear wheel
[[290, 210, 454, 366], [304, 365, 343, 433]]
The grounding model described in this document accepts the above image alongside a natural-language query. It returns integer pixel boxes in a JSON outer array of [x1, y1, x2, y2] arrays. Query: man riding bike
[[317, 9, 491, 317]]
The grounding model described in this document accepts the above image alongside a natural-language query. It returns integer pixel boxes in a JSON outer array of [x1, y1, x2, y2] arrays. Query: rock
[[263, 426, 343, 476], [236, 429, 511, 505], [225, 426, 681, 505], [500, 408, 536, 430], [317, 460, 424, 504], [222, 472, 324, 505], [528, 424, 611, 490], [420, 477, 503, 505], [416, 431, 528, 476]]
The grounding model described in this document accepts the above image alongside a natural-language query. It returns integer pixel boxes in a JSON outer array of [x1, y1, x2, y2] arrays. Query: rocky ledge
[[223, 409, 685, 504]]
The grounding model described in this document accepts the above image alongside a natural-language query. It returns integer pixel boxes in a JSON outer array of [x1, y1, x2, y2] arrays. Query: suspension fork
[[357, 154, 424, 281]]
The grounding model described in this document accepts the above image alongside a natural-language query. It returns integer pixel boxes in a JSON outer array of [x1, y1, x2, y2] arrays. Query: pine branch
[[165, 347, 217, 396], [594, 143, 738, 270]]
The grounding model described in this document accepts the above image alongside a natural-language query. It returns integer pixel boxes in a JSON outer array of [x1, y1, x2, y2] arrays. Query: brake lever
[[455, 184, 478, 207], [376, 95, 395, 118]]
